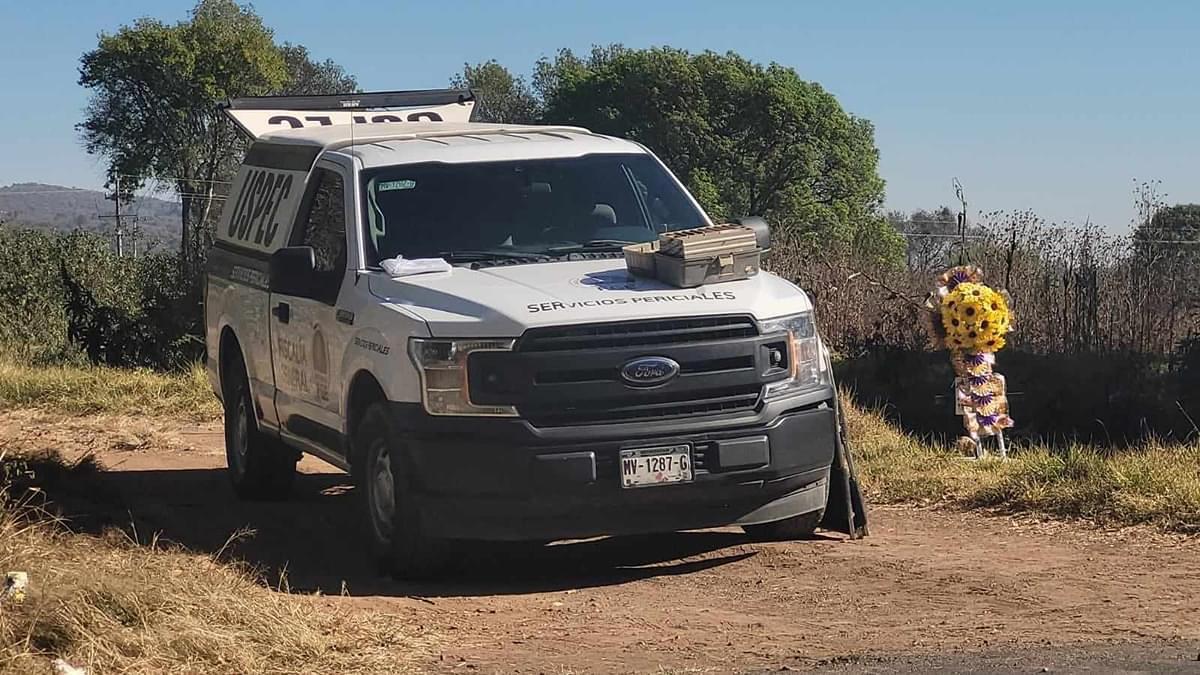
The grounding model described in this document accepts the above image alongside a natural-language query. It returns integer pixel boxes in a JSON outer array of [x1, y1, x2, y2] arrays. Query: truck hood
[[367, 258, 812, 337]]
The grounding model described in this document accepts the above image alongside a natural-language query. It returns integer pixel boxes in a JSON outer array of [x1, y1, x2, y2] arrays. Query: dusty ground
[[3, 410, 1200, 674]]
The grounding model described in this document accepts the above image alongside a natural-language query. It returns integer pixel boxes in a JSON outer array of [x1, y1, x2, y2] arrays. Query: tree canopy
[[278, 43, 358, 96], [78, 0, 357, 269], [888, 206, 961, 271], [454, 47, 902, 264], [1139, 203, 1200, 242], [450, 60, 538, 124], [1134, 202, 1200, 290]]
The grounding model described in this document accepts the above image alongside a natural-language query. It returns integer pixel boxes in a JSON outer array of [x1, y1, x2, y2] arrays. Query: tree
[[1136, 203, 1200, 247], [531, 45, 629, 104], [1133, 201, 1200, 347], [1133, 201, 1200, 304], [78, 1, 359, 271], [889, 206, 960, 271], [536, 47, 902, 264], [78, 0, 287, 271], [450, 60, 538, 123], [278, 43, 358, 96]]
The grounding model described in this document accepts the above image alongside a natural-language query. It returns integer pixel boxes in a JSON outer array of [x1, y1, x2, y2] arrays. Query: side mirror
[[269, 246, 316, 296], [733, 216, 771, 253]]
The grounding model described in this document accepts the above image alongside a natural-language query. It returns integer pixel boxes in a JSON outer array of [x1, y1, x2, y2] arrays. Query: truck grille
[[522, 383, 764, 426], [470, 315, 790, 427], [517, 315, 759, 352]]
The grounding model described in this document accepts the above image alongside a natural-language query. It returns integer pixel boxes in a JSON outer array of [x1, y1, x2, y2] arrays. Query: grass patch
[[0, 358, 218, 421], [846, 399, 1200, 532], [0, 452, 432, 673]]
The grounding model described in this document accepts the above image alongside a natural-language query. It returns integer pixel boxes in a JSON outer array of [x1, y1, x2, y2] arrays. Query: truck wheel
[[223, 356, 297, 500], [355, 402, 448, 579], [742, 510, 823, 542]]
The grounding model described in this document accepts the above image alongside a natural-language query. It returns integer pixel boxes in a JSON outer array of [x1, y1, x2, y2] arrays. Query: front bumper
[[389, 386, 839, 541]]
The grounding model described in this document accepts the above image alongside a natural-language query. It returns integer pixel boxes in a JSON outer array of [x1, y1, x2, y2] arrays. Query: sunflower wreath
[[924, 266, 1015, 448]]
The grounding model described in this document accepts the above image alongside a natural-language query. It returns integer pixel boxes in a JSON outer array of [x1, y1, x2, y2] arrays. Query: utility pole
[[100, 174, 137, 257], [115, 174, 123, 256]]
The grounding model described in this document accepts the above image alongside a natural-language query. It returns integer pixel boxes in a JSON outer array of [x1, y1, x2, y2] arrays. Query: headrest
[[590, 203, 617, 225]]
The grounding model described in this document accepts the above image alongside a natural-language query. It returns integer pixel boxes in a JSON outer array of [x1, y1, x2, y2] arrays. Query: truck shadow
[[33, 464, 803, 598]]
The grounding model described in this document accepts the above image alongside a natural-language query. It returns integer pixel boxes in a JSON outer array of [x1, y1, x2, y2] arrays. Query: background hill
[[0, 183, 182, 252]]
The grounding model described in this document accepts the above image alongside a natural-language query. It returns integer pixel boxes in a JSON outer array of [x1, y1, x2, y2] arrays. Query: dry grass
[[3, 356, 1198, 534], [0, 359, 219, 421], [846, 399, 1200, 532], [0, 361, 435, 672], [0, 454, 433, 674], [3, 358, 1199, 671]]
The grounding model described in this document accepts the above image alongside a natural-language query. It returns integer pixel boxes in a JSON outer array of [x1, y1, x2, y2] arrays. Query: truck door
[[270, 163, 352, 449]]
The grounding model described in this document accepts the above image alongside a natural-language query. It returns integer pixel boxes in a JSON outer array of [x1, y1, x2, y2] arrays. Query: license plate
[[620, 445, 693, 488]]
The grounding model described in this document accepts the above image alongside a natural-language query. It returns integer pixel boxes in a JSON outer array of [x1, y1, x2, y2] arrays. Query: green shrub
[[0, 227, 202, 369]]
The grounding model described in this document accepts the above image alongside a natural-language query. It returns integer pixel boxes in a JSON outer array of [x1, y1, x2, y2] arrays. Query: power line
[[0, 190, 216, 200], [0, 188, 230, 198], [161, 193, 230, 200], [899, 232, 986, 240], [1129, 239, 1200, 246], [899, 218, 1134, 229], [116, 173, 233, 185], [898, 231, 1200, 246]]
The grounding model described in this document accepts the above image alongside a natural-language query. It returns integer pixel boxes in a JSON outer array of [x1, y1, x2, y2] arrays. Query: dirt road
[[5, 410, 1199, 673]]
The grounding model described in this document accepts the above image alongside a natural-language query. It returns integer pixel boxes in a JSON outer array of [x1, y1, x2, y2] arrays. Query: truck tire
[[742, 509, 823, 542], [355, 402, 448, 579], [222, 355, 297, 500]]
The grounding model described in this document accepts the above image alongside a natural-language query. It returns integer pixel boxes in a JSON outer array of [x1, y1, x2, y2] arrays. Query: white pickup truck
[[204, 90, 866, 578]]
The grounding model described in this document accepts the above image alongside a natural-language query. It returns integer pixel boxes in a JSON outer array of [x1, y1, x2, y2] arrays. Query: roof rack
[[221, 88, 476, 139], [323, 125, 597, 151], [224, 88, 473, 112]]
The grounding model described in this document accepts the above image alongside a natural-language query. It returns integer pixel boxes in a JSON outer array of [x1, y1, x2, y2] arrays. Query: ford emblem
[[620, 356, 680, 387]]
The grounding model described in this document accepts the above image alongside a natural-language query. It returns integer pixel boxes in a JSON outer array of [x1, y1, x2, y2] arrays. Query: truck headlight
[[758, 312, 830, 399], [409, 338, 518, 416]]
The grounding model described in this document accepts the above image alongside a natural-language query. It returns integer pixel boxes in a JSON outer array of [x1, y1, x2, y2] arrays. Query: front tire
[[355, 402, 449, 579], [742, 510, 823, 541], [223, 355, 296, 500]]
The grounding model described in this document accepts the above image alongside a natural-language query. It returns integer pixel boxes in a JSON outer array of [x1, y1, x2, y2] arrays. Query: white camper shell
[[204, 90, 864, 578]]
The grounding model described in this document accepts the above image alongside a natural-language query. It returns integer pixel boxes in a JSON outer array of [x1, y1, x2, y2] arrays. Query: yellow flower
[[940, 282, 1011, 352]]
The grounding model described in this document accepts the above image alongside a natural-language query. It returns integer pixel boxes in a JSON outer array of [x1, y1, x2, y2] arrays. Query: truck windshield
[[361, 153, 708, 264]]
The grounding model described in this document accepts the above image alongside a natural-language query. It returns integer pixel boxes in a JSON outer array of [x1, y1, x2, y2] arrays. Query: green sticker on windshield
[[378, 179, 416, 191]]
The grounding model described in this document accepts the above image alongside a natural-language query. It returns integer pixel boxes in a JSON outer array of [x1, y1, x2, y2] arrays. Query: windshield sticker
[[527, 291, 737, 313], [377, 179, 417, 192]]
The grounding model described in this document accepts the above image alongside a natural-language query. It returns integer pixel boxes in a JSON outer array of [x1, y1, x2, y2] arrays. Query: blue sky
[[1, 0, 1197, 231]]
